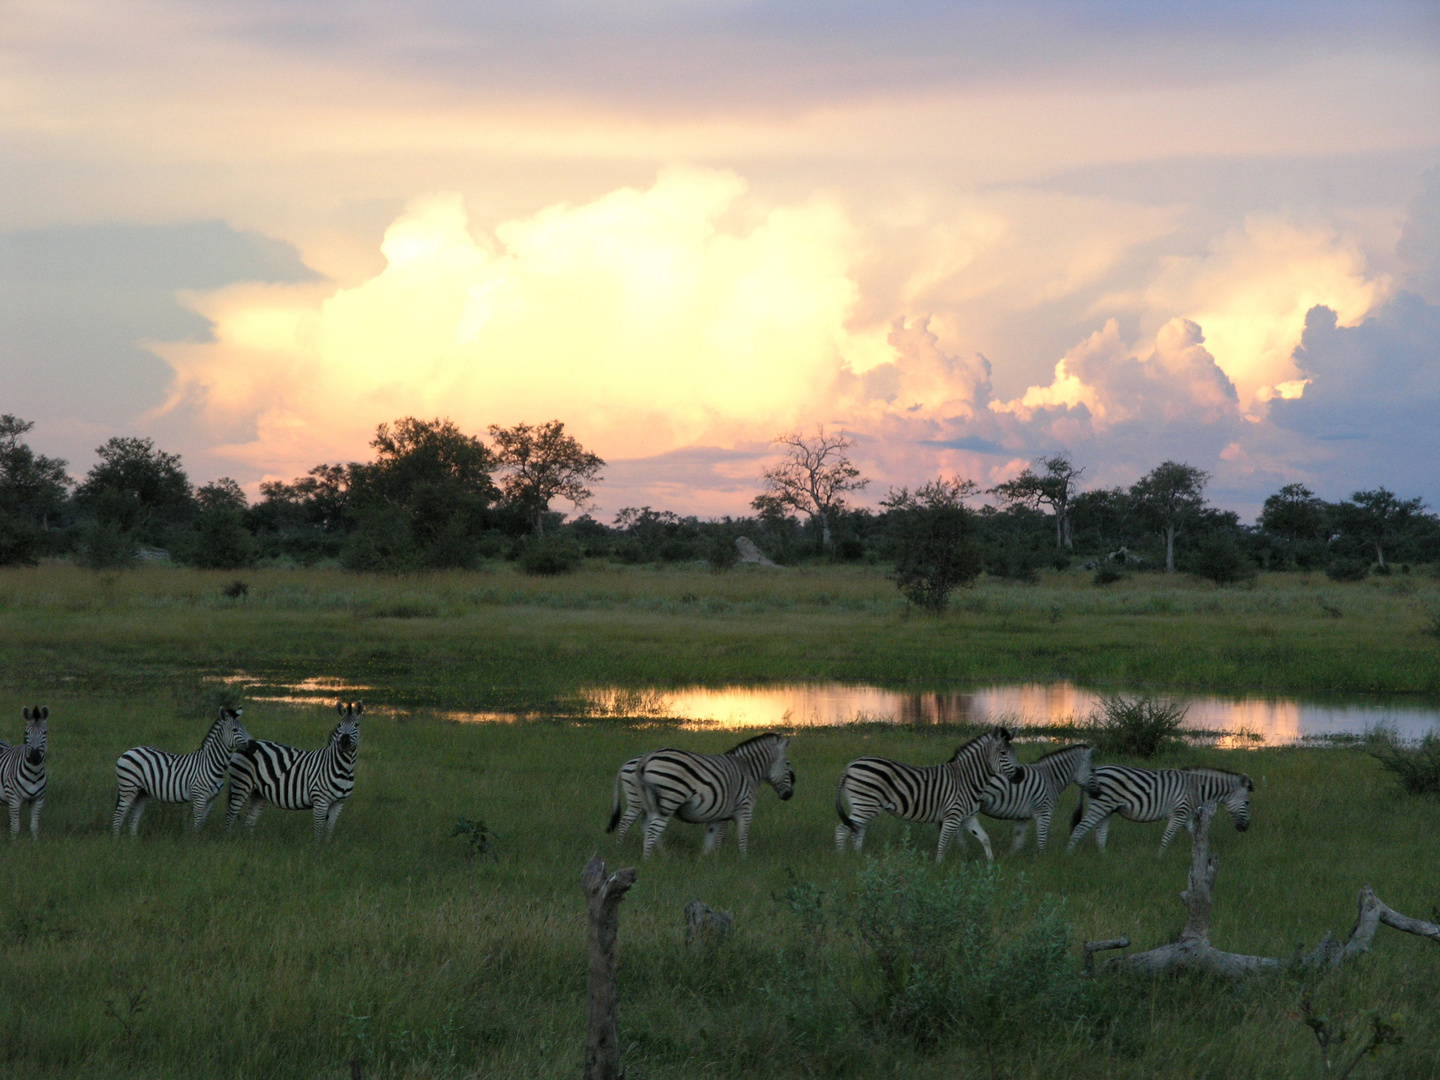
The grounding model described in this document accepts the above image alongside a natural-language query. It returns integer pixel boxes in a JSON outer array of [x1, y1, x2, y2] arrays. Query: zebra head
[[1224, 773, 1254, 832], [765, 735, 795, 801], [20, 705, 48, 767], [220, 707, 252, 754], [332, 701, 363, 756], [990, 726, 1018, 781], [1071, 744, 1095, 789]]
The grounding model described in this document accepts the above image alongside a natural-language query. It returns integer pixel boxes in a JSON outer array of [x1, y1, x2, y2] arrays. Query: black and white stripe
[[605, 755, 644, 842], [0, 706, 48, 839], [965, 742, 1094, 854], [1066, 765, 1253, 854], [636, 732, 795, 857], [113, 708, 252, 837], [226, 702, 362, 841], [834, 727, 1018, 861]]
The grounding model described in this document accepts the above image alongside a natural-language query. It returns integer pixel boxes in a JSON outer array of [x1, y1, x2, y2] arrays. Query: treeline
[[1, 413, 1437, 582]]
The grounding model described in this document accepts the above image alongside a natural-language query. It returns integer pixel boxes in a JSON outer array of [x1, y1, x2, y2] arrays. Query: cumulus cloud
[[156, 168, 888, 482]]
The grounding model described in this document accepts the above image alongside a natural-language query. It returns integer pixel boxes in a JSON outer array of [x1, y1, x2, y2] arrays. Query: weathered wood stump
[[684, 900, 734, 946], [582, 855, 638, 1080]]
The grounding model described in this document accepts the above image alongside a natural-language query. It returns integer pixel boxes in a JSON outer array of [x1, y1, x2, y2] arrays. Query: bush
[[518, 535, 582, 575], [1084, 695, 1190, 757], [340, 509, 416, 574], [1093, 564, 1125, 586], [885, 480, 983, 614], [706, 533, 738, 573], [1326, 558, 1369, 582], [80, 521, 137, 570], [182, 506, 258, 570], [1190, 535, 1255, 585], [1367, 729, 1440, 799]]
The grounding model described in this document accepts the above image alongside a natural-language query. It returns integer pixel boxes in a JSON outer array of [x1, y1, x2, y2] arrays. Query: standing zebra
[[964, 742, 1093, 854], [0, 706, 47, 839], [113, 707, 253, 837], [636, 732, 794, 858], [605, 755, 644, 842], [1066, 765, 1253, 854], [834, 727, 1018, 862], [226, 702, 361, 841]]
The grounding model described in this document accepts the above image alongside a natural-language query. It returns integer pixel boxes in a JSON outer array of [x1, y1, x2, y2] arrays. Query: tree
[[183, 477, 257, 570], [990, 453, 1084, 550], [882, 478, 983, 613], [1258, 483, 1327, 544], [74, 436, 193, 545], [753, 427, 868, 553], [1129, 461, 1209, 573], [488, 420, 604, 536], [0, 415, 70, 565], [1336, 488, 1426, 569]]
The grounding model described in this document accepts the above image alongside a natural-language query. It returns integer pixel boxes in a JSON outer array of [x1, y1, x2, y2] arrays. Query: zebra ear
[[22, 707, 31, 721], [337, 701, 346, 716], [351, 701, 364, 718], [39, 706, 47, 721]]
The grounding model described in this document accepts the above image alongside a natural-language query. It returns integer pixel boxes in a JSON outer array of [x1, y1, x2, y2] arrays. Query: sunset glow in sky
[[3, 1, 1438, 517]]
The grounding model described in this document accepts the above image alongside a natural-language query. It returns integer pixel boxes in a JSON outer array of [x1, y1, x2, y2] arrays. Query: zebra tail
[[1070, 792, 1086, 831], [605, 770, 624, 833], [835, 786, 859, 833]]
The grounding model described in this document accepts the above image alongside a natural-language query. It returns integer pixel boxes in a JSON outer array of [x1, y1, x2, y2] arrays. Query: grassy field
[[0, 564, 1437, 1079]]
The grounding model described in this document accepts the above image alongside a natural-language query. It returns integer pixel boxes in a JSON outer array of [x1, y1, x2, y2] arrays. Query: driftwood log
[[582, 855, 638, 1080], [1086, 803, 1440, 976]]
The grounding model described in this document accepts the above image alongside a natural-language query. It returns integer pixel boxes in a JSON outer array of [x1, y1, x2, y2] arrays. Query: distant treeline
[[1, 413, 1437, 581]]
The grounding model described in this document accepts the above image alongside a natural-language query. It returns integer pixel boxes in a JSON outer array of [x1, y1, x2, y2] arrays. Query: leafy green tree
[[883, 478, 983, 613], [990, 453, 1083, 550], [74, 436, 194, 550], [1336, 488, 1426, 569], [183, 477, 257, 570], [1259, 483, 1328, 544], [1130, 461, 1209, 573], [0, 415, 71, 565], [488, 420, 603, 536], [753, 427, 868, 554]]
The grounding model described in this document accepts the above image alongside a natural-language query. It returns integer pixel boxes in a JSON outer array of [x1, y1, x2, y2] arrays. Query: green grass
[[0, 563, 1437, 1078]]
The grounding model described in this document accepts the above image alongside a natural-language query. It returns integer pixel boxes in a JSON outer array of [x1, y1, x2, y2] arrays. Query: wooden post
[[582, 855, 637, 1080]]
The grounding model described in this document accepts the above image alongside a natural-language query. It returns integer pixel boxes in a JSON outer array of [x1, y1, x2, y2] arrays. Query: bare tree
[[488, 420, 604, 535], [1130, 461, 1209, 573], [752, 427, 868, 552], [990, 453, 1084, 550]]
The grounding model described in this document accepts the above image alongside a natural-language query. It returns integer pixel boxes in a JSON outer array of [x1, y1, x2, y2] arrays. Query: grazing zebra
[[0, 706, 47, 839], [112, 707, 253, 837], [605, 755, 644, 842], [834, 726, 1018, 862], [226, 702, 362, 841], [636, 732, 794, 858], [1066, 765, 1253, 854], [964, 742, 1094, 854]]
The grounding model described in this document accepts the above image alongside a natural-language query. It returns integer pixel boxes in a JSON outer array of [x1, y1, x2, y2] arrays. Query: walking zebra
[[964, 742, 1093, 854], [1066, 765, 1253, 854], [635, 732, 794, 858], [226, 702, 362, 841], [605, 755, 644, 842], [834, 726, 1018, 862], [112, 707, 252, 837], [0, 706, 47, 839]]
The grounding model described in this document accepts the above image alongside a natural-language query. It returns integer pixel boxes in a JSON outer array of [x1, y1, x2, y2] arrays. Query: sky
[[2, 0, 1438, 522]]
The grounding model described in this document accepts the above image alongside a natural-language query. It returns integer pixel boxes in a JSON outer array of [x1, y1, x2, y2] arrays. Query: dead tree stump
[[684, 900, 734, 947], [582, 855, 638, 1080]]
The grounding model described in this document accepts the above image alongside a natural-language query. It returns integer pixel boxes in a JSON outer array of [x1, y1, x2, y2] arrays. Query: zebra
[[834, 726, 1018, 862], [635, 732, 794, 858], [112, 707, 253, 837], [605, 755, 644, 842], [226, 701, 362, 841], [0, 706, 47, 839], [963, 742, 1093, 854], [1066, 765, 1253, 854]]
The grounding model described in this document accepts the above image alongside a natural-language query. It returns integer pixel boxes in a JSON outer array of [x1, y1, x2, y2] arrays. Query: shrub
[[182, 506, 258, 570], [80, 521, 137, 570], [1093, 564, 1125, 586], [1190, 535, 1255, 585], [1084, 695, 1189, 757], [885, 480, 984, 614], [1326, 558, 1369, 582], [706, 533, 739, 573], [340, 509, 416, 574], [518, 535, 582, 575], [1367, 729, 1440, 799]]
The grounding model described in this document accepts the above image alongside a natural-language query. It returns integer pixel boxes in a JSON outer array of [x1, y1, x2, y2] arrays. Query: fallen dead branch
[[1085, 803, 1440, 977]]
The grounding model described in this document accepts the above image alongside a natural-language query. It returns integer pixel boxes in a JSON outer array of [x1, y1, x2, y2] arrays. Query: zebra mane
[[200, 708, 234, 746], [948, 726, 1010, 762], [725, 731, 785, 755], [1029, 742, 1091, 763], [1182, 766, 1253, 790]]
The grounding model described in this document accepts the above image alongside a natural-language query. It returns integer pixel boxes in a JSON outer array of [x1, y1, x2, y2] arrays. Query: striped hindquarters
[[1085, 766, 1187, 823], [837, 757, 962, 826], [233, 741, 354, 810], [116, 747, 213, 805], [638, 749, 748, 824]]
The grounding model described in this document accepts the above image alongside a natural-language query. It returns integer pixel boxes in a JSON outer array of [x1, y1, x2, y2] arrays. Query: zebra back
[[943, 726, 1018, 816], [233, 704, 360, 810], [0, 706, 48, 803], [981, 742, 1091, 819]]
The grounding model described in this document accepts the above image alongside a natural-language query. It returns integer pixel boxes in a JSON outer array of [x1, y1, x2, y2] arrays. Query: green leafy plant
[[1366, 729, 1440, 799], [1084, 695, 1190, 757], [1296, 992, 1404, 1078], [518, 535, 582, 575]]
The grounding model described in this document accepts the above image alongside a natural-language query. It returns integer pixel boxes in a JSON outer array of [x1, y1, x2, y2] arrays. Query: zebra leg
[[193, 792, 218, 830], [834, 822, 850, 853], [1012, 820, 1030, 853], [615, 805, 643, 843], [1067, 803, 1109, 852], [1158, 814, 1186, 854], [8, 796, 20, 836], [937, 815, 963, 861], [324, 800, 345, 841], [1095, 815, 1112, 852], [963, 815, 995, 862], [28, 797, 42, 840], [243, 796, 265, 832], [703, 821, 729, 854], [113, 786, 135, 838], [1033, 806, 1052, 852], [129, 794, 148, 838], [734, 803, 754, 856], [641, 812, 672, 859], [312, 801, 330, 842]]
